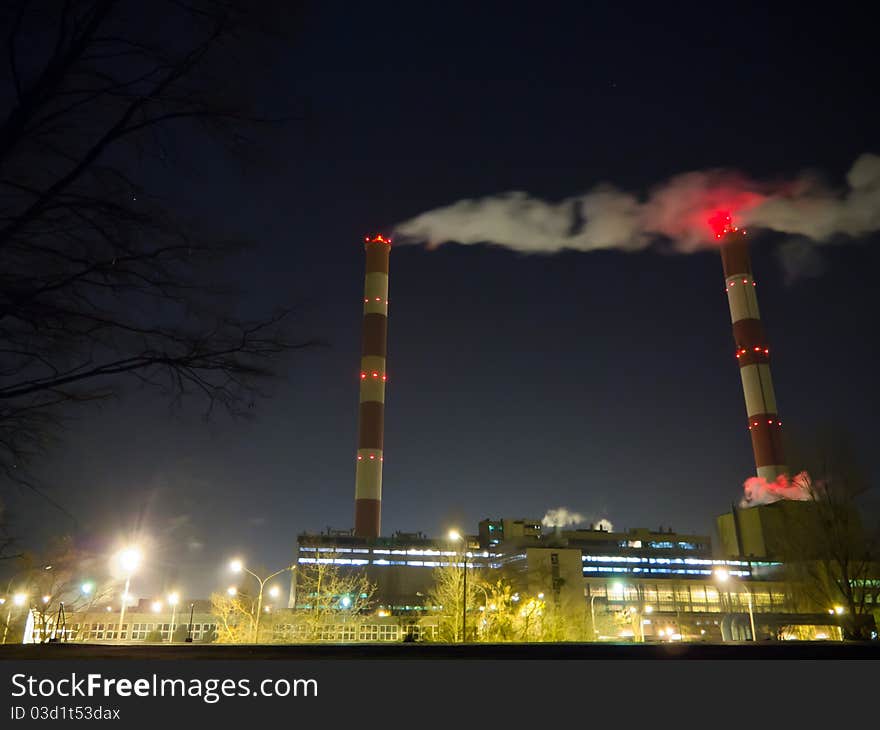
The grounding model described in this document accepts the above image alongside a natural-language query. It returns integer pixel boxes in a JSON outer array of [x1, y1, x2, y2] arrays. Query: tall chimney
[[354, 233, 391, 538], [712, 212, 787, 481]]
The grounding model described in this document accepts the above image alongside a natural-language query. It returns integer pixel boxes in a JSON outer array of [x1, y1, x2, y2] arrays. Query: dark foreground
[[2, 641, 879, 660]]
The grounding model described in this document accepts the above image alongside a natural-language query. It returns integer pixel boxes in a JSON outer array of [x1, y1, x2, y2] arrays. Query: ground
[[1, 642, 878, 660]]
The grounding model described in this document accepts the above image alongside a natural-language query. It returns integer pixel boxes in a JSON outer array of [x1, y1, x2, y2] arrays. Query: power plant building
[[294, 519, 822, 641]]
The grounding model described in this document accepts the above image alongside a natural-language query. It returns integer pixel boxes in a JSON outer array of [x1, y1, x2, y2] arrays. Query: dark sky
[[7, 1, 879, 597]]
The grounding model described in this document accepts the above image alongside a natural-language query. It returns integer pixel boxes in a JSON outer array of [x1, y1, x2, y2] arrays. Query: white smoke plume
[[541, 508, 613, 532], [740, 470, 812, 507], [395, 154, 880, 255], [541, 507, 585, 528]]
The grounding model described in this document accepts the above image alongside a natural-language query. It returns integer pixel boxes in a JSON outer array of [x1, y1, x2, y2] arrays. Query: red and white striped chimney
[[713, 212, 787, 482], [354, 233, 391, 538]]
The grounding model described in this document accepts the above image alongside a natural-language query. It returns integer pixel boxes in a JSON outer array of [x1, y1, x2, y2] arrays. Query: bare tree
[[210, 589, 258, 644], [290, 557, 375, 642], [779, 435, 879, 639], [9, 535, 115, 642], [423, 560, 486, 643], [0, 1, 313, 491]]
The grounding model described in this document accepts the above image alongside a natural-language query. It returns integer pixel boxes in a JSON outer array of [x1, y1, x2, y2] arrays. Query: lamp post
[[448, 531, 468, 643], [167, 593, 179, 643], [714, 567, 756, 642], [114, 547, 142, 644], [229, 559, 294, 643], [185, 602, 195, 642], [589, 593, 600, 640]]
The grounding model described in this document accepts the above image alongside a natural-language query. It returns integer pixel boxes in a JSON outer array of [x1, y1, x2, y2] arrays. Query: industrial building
[[23, 599, 218, 644], [292, 517, 843, 642]]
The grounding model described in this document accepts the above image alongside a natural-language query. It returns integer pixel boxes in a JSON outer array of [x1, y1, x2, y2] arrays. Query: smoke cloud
[[740, 470, 812, 507], [395, 154, 880, 257], [541, 507, 585, 528], [541, 508, 613, 532]]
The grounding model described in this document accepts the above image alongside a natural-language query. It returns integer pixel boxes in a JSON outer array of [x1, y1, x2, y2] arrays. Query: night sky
[[7, 2, 879, 597]]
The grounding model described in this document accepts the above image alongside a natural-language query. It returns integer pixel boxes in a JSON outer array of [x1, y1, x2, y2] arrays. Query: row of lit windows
[[297, 557, 496, 569], [299, 547, 490, 557], [584, 566, 750, 577], [274, 623, 437, 642], [48, 623, 216, 641], [582, 555, 766, 567]]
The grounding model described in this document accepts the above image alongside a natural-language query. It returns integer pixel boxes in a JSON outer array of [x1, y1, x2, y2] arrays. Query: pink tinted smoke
[[740, 471, 811, 507]]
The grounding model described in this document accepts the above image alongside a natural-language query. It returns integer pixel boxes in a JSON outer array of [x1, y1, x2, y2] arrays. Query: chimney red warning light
[[364, 234, 392, 245], [708, 210, 748, 241], [708, 210, 734, 239]]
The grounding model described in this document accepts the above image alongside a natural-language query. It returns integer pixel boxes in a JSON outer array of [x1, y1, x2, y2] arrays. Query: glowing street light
[[151, 601, 163, 613], [229, 559, 243, 574], [268, 586, 280, 599], [81, 582, 94, 595], [227, 586, 238, 596], [714, 566, 755, 642], [41, 595, 50, 604], [116, 548, 142, 575]]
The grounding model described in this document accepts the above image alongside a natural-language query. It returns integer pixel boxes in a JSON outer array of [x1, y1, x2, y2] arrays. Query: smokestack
[[354, 233, 391, 538], [713, 213, 787, 482]]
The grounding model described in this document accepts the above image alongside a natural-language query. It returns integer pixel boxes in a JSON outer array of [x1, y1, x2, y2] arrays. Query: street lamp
[[448, 531, 468, 643], [714, 567, 756, 642], [228, 558, 294, 643], [113, 547, 142, 643], [167, 593, 180, 643]]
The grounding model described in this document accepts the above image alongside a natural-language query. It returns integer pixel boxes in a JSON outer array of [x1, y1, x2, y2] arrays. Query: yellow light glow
[[167, 592, 179, 606], [268, 586, 280, 598], [447, 530, 462, 542], [227, 586, 237, 596], [229, 559, 243, 573], [151, 601, 163, 612], [714, 567, 730, 582]]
